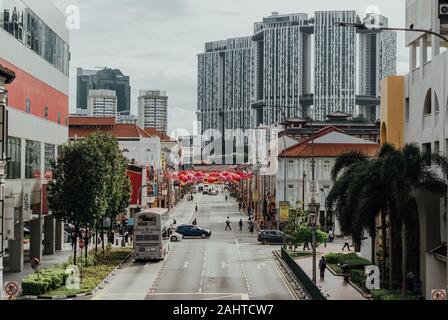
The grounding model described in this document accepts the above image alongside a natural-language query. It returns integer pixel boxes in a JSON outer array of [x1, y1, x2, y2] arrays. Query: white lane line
[[235, 238, 253, 300]]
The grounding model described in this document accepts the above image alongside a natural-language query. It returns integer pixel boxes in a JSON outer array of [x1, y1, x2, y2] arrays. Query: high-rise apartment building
[[197, 10, 396, 131], [252, 12, 312, 127], [197, 37, 253, 133], [77, 67, 131, 115], [358, 14, 397, 121], [314, 11, 357, 122], [87, 90, 118, 117], [138, 90, 168, 134]]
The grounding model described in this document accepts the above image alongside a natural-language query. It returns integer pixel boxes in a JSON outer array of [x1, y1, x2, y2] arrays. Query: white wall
[[119, 137, 161, 170]]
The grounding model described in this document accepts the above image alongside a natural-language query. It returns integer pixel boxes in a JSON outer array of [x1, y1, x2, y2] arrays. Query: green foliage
[[292, 226, 328, 246], [350, 269, 367, 290], [324, 253, 371, 270], [21, 269, 68, 296], [370, 289, 419, 301]]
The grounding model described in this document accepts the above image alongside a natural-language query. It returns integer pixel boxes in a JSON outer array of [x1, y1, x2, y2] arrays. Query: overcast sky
[[54, 0, 407, 135]]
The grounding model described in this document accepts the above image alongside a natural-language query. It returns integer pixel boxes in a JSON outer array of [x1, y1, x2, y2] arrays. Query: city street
[[90, 192, 296, 300]]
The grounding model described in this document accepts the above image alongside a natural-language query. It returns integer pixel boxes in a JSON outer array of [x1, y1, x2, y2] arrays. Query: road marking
[[221, 262, 230, 269], [257, 263, 266, 270], [144, 263, 149, 268], [272, 257, 300, 300], [184, 261, 189, 268]]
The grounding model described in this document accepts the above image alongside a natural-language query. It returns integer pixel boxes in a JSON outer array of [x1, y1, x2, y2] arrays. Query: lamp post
[[309, 207, 317, 284], [334, 21, 448, 44]]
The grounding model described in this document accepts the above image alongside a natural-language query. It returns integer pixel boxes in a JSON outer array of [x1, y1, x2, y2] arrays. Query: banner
[[279, 202, 290, 223], [22, 182, 33, 221]]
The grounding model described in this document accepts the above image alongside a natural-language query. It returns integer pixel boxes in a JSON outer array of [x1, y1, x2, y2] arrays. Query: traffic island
[[19, 247, 132, 300]]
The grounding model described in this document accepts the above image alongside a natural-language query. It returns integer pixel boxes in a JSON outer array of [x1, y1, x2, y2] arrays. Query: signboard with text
[[279, 202, 290, 223]]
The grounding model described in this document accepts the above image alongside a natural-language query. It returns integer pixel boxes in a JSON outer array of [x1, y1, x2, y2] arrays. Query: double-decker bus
[[134, 208, 170, 261]]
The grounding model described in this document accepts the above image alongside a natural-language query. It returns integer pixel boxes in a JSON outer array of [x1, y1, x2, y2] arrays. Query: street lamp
[[334, 21, 448, 44], [308, 208, 317, 284]]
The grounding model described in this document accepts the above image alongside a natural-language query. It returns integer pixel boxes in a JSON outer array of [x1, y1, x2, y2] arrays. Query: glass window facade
[[44, 143, 55, 173], [6, 136, 21, 179], [0, 0, 70, 75], [25, 139, 41, 179]]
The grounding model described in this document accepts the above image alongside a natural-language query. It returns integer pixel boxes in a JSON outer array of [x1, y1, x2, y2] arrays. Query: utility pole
[[0, 66, 15, 301]]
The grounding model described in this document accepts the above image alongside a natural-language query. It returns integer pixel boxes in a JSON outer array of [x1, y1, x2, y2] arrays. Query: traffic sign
[[5, 281, 19, 298], [79, 239, 85, 249], [432, 289, 447, 300]]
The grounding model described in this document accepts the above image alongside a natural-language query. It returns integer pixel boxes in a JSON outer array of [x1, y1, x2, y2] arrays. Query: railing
[[281, 247, 326, 300]]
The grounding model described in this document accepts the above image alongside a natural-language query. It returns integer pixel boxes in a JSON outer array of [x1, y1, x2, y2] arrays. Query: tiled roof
[[144, 127, 176, 142], [69, 120, 153, 139], [280, 126, 379, 158], [280, 143, 379, 158], [69, 116, 116, 126]]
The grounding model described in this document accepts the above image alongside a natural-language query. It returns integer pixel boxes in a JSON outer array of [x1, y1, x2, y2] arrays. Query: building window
[[44, 144, 56, 174], [6, 137, 21, 179], [44, 106, 48, 119], [57, 112, 61, 124], [26, 98, 31, 113], [25, 140, 41, 179]]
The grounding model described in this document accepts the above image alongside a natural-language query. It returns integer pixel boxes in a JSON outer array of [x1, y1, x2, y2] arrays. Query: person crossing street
[[225, 217, 232, 231]]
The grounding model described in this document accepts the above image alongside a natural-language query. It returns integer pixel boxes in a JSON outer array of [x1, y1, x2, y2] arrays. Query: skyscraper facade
[[87, 90, 118, 117], [359, 14, 397, 120], [197, 10, 396, 131], [77, 67, 131, 115], [314, 11, 357, 122], [253, 12, 312, 126], [138, 90, 168, 134], [197, 37, 254, 133]]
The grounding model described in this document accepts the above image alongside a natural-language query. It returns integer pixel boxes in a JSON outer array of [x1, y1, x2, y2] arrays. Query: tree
[[327, 143, 448, 292], [47, 137, 109, 265]]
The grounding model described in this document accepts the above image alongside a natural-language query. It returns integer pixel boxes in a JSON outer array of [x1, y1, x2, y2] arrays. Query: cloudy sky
[[54, 0, 407, 135]]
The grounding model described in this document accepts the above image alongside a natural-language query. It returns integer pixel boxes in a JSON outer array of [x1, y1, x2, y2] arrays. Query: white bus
[[134, 208, 170, 261]]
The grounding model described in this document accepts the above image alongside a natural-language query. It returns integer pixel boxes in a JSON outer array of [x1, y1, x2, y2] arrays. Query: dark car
[[175, 224, 211, 239], [258, 230, 290, 245]]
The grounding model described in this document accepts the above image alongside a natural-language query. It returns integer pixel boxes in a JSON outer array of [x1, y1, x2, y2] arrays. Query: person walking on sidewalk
[[319, 256, 327, 281], [249, 221, 255, 234], [342, 236, 351, 251], [225, 217, 232, 231], [303, 241, 311, 251]]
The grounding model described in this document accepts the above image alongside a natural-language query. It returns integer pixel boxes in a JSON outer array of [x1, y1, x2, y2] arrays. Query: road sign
[[127, 218, 134, 226], [4, 282, 19, 298], [432, 289, 447, 300], [78, 239, 85, 249]]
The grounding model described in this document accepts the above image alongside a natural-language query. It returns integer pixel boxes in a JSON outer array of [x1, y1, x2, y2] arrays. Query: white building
[[277, 126, 378, 250], [138, 90, 168, 134], [379, 0, 448, 299], [87, 89, 118, 117]]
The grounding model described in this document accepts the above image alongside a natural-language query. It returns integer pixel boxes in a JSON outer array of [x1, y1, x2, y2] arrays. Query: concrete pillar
[[43, 215, 55, 255], [8, 211, 24, 272], [29, 217, 42, 263], [55, 219, 64, 251], [410, 44, 417, 71]]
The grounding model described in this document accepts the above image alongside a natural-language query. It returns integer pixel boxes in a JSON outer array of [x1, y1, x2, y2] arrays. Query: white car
[[169, 228, 183, 242]]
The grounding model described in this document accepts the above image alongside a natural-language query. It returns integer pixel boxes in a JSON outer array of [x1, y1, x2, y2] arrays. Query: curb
[[272, 251, 307, 300], [18, 252, 134, 300]]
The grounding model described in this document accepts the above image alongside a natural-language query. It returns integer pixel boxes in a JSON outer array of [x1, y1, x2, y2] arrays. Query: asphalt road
[[91, 191, 295, 301]]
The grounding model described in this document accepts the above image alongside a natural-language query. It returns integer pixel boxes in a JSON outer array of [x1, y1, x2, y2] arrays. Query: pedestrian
[[225, 195, 228, 202], [239, 219, 243, 231], [124, 232, 129, 244], [303, 241, 310, 251], [319, 257, 327, 281], [249, 222, 255, 234], [195, 203, 198, 212], [328, 230, 334, 242], [239, 203, 242, 211], [70, 232, 76, 250], [342, 236, 351, 251], [225, 217, 232, 231], [192, 218, 198, 226], [173, 219, 177, 225]]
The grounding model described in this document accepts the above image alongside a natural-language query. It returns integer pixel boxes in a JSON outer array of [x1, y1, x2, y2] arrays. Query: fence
[[281, 247, 326, 300]]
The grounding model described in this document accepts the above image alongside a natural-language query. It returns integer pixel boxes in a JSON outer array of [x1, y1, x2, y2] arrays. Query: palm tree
[[328, 143, 448, 292]]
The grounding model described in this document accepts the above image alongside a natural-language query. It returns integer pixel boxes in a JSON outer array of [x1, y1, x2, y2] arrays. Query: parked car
[[210, 190, 218, 196], [175, 224, 211, 239], [258, 230, 290, 245]]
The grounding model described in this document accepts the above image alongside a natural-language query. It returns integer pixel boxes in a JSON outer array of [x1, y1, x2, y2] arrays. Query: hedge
[[371, 289, 419, 301], [325, 253, 371, 270], [21, 269, 69, 296]]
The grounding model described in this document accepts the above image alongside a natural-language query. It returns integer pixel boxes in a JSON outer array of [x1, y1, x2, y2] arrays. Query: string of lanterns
[[167, 170, 254, 185]]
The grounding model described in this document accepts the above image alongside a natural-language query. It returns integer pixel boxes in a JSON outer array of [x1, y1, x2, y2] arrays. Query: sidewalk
[[293, 239, 367, 300]]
